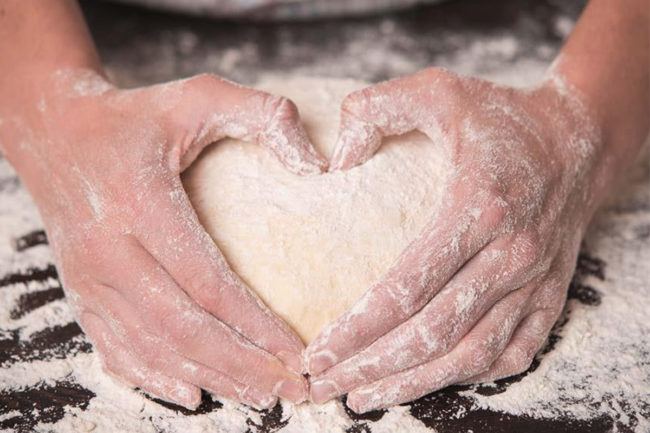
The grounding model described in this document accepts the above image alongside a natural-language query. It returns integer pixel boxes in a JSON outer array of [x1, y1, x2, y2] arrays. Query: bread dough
[[182, 77, 449, 344]]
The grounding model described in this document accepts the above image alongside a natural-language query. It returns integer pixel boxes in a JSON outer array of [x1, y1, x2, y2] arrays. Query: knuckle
[[470, 350, 493, 373], [77, 231, 108, 262], [417, 67, 455, 87], [547, 301, 566, 322], [159, 317, 184, 343], [135, 338, 171, 371], [134, 344, 158, 367], [479, 191, 510, 231], [531, 274, 567, 312], [466, 341, 494, 372], [188, 73, 222, 89], [341, 88, 373, 117], [264, 95, 299, 123], [71, 235, 122, 281], [418, 67, 443, 80], [509, 346, 535, 373], [156, 303, 187, 340], [418, 67, 465, 95]]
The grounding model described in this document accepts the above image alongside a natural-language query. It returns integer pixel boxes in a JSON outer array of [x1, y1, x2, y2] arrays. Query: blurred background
[[80, 0, 588, 89]]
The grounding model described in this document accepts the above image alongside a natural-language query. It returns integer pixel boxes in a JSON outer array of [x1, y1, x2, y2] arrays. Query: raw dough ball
[[182, 77, 449, 344]]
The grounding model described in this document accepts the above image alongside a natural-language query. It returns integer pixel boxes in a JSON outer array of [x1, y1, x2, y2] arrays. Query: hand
[[1, 69, 327, 409], [306, 68, 610, 412]]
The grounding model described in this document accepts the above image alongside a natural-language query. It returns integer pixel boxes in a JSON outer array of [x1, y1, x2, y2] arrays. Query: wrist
[[531, 75, 618, 215], [1, 65, 110, 116], [0, 67, 113, 194]]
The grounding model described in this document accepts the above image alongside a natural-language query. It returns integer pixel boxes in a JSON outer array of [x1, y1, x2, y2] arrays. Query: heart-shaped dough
[[183, 77, 449, 344]]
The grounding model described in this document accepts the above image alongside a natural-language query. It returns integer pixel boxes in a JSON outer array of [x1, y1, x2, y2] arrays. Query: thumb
[[330, 79, 418, 171], [329, 99, 383, 172], [330, 69, 453, 171], [169, 74, 328, 175]]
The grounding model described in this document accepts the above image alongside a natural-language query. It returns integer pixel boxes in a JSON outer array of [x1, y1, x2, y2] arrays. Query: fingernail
[[275, 378, 308, 403], [347, 399, 367, 414], [277, 350, 304, 374], [170, 386, 201, 410], [348, 386, 383, 414], [245, 390, 278, 410], [310, 379, 340, 404], [346, 393, 372, 414], [308, 351, 336, 375]]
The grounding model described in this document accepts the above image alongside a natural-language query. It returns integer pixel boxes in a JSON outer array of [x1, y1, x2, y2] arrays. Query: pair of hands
[[2, 67, 605, 412]]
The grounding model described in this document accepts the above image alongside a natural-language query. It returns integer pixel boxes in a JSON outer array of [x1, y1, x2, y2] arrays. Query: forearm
[[551, 0, 649, 174], [0, 0, 102, 118], [0, 1, 104, 192]]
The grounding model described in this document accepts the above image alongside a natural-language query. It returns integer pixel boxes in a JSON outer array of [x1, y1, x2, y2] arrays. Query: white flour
[[1, 5, 649, 433]]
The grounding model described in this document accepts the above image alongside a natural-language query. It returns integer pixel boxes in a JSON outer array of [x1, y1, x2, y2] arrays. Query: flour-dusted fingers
[[461, 272, 570, 385], [345, 286, 533, 414], [305, 191, 505, 376], [309, 235, 546, 403], [330, 68, 461, 171], [83, 285, 278, 409], [78, 312, 202, 410], [136, 336, 279, 410], [133, 177, 306, 375], [166, 74, 328, 175], [96, 237, 308, 403], [460, 307, 559, 385]]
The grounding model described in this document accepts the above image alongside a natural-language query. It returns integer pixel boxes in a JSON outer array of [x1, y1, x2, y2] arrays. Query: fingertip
[[309, 379, 340, 404], [298, 135, 330, 175], [167, 383, 202, 410], [329, 123, 380, 172], [274, 376, 309, 404], [345, 392, 371, 414], [299, 153, 329, 176], [243, 389, 278, 410], [263, 130, 328, 176]]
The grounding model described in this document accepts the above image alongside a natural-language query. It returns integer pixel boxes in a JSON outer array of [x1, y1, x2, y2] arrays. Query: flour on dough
[[182, 77, 449, 344]]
